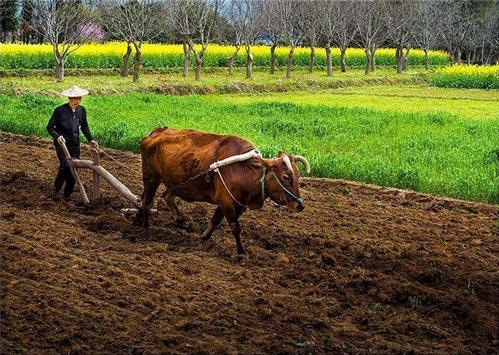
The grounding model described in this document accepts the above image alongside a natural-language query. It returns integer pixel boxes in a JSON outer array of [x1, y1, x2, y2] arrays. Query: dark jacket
[[47, 103, 93, 147]]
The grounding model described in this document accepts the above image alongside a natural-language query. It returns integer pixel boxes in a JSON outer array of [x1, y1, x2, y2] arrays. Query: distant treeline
[[0, 0, 497, 82]]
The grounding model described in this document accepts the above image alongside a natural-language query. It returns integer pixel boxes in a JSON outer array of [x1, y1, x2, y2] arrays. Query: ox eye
[[285, 175, 293, 184]]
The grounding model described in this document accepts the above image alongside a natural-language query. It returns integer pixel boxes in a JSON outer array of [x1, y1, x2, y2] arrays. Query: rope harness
[[211, 150, 303, 208], [269, 171, 304, 206]]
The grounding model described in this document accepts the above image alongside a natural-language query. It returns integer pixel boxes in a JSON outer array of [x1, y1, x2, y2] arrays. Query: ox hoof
[[133, 212, 144, 226], [201, 233, 212, 241], [172, 217, 186, 227]]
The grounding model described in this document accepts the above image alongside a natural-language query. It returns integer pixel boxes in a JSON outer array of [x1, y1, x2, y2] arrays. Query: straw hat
[[61, 85, 89, 97]]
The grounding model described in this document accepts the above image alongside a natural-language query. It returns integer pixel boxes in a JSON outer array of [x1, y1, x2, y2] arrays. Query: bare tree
[[318, 0, 334, 77], [171, 0, 196, 77], [100, 0, 166, 82], [260, 0, 282, 74], [389, 0, 417, 73], [0, 0, 18, 42], [320, 0, 357, 76], [353, 0, 392, 74], [276, 0, 306, 78], [27, 0, 100, 82], [226, 0, 261, 78], [224, 1, 243, 75], [477, 2, 498, 64], [173, 0, 223, 81], [330, 0, 356, 73], [436, 0, 482, 64], [19, 0, 35, 44], [414, 0, 439, 69], [461, 0, 498, 64], [303, 0, 320, 73]]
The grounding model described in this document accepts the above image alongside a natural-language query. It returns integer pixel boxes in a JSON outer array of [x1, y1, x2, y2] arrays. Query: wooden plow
[[59, 141, 141, 208]]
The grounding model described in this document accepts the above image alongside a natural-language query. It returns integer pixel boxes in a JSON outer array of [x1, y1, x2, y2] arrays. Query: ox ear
[[277, 151, 285, 158]]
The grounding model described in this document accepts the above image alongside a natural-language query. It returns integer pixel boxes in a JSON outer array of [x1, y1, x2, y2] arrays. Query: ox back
[[140, 127, 259, 204]]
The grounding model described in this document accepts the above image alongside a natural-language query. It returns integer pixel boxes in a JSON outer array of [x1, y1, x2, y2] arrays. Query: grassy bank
[[0, 68, 428, 96], [0, 88, 497, 204]]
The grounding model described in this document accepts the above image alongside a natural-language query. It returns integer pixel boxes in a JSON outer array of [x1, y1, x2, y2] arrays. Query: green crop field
[[1, 73, 498, 204]]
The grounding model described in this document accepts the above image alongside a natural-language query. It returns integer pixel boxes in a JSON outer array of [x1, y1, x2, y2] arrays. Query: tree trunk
[[364, 49, 371, 75], [396, 46, 403, 73], [308, 45, 315, 73], [270, 45, 277, 74], [195, 58, 202, 81], [187, 40, 205, 81], [182, 40, 190, 77], [340, 47, 347, 72], [121, 42, 132, 77], [471, 49, 476, 64], [228, 45, 240, 75], [402, 48, 410, 71], [325, 44, 332, 77], [245, 45, 253, 79], [480, 39, 485, 64], [55, 61, 64, 82], [466, 51, 471, 64], [370, 48, 376, 72], [133, 44, 141, 83], [286, 47, 295, 78], [456, 48, 462, 64], [54, 46, 64, 82], [424, 49, 429, 70]]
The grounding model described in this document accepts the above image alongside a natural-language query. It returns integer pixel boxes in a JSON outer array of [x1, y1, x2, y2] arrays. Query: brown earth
[[0, 132, 497, 354]]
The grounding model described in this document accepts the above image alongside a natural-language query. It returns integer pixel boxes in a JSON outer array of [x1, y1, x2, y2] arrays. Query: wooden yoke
[[59, 140, 90, 204]]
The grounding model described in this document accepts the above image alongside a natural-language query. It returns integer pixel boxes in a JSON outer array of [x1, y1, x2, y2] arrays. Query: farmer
[[46, 85, 98, 201]]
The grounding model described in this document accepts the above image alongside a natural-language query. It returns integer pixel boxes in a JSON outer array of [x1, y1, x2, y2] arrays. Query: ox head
[[262, 151, 310, 212]]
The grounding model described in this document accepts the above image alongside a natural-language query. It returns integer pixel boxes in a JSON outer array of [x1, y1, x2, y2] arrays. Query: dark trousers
[[53, 144, 80, 197]]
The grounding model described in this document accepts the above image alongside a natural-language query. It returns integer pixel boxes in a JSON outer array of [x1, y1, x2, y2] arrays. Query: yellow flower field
[[0, 42, 450, 69]]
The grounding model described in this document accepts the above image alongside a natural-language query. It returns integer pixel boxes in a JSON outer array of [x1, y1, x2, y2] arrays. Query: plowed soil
[[1, 132, 497, 354]]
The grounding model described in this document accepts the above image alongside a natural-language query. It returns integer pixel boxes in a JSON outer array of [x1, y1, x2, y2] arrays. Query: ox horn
[[282, 154, 294, 174], [294, 155, 311, 174]]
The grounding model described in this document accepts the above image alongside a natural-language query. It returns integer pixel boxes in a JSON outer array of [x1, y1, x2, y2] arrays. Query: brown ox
[[139, 127, 310, 254]]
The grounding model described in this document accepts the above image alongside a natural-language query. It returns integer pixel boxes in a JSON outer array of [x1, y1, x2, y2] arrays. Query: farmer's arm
[[80, 107, 94, 142], [81, 107, 98, 148], [46, 108, 60, 140]]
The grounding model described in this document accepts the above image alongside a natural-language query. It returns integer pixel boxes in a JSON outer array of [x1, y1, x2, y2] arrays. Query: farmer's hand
[[57, 135, 66, 145], [90, 140, 99, 149]]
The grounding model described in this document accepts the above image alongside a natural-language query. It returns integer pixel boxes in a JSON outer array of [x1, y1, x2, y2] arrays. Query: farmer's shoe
[[62, 194, 72, 201], [52, 190, 61, 201]]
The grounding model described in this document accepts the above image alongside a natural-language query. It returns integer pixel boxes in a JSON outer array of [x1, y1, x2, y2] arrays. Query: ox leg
[[164, 193, 184, 225], [141, 176, 160, 229], [223, 206, 246, 254], [201, 206, 224, 241]]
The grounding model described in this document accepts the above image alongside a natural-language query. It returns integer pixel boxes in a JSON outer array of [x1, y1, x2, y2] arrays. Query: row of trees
[[1, 0, 498, 82]]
